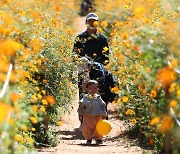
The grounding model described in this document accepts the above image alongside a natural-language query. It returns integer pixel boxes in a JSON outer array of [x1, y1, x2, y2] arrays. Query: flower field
[[0, 0, 80, 153], [0, 0, 179, 153], [95, 0, 180, 153]]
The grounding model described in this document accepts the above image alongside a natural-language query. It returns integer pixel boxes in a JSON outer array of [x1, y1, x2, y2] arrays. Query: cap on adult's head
[[77, 57, 91, 74], [86, 12, 99, 21]]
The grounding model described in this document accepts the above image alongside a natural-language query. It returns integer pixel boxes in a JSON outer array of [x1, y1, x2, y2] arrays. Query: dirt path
[[38, 17, 145, 154]]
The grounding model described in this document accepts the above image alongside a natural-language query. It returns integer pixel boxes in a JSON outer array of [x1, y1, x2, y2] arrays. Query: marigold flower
[[30, 116, 38, 124], [42, 99, 48, 105], [156, 66, 177, 89], [45, 95, 56, 105], [0, 40, 23, 56], [93, 21, 99, 27], [14, 134, 23, 143], [102, 46, 109, 53], [149, 117, 160, 126], [10, 93, 20, 102], [159, 116, 174, 133], [176, 89, 180, 99], [111, 86, 120, 93], [169, 100, 177, 108], [150, 90, 157, 98], [122, 96, 129, 103], [37, 94, 42, 99], [131, 118, 136, 124], [125, 109, 135, 115], [21, 125, 28, 131], [31, 128, 36, 131], [40, 106, 46, 112], [0, 102, 13, 124], [57, 121, 63, 126]]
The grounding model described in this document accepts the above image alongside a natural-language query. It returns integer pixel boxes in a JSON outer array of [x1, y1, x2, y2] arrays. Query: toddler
[[77, 80, 107, 145]]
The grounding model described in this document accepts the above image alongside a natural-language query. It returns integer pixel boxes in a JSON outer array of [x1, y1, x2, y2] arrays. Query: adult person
[[80, 0, 93, 16], [77, 57, 117, 120], [73, 12, 109, 65]]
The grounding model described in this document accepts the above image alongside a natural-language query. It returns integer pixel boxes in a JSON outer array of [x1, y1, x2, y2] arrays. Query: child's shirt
[[77, 94, 107, 116]]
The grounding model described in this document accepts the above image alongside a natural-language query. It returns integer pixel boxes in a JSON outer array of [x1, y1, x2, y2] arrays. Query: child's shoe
[[95, 139, 103, 145], [86, 139, 92, 145]]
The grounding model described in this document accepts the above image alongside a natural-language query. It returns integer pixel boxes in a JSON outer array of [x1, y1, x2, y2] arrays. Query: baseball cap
[[77, 57, 91, 74], [86, 13, 99, 21]]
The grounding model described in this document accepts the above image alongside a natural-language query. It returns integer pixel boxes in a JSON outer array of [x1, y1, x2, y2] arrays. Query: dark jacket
[[78, 62, 117, 104], [73, 30, 109, 65]]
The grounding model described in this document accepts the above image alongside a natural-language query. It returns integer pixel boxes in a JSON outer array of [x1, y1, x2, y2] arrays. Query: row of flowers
[[95, 0, 179, 152], [0, 0, 79, 153]]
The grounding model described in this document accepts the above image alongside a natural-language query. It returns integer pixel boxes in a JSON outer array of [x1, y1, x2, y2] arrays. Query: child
[[77, 80, 107, 145]]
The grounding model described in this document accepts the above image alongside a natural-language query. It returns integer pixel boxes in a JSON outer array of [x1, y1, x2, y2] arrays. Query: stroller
[[79, 0, 93, 16]]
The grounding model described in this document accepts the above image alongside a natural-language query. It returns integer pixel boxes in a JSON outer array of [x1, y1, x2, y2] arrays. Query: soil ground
[[38, 17, 149, 154]]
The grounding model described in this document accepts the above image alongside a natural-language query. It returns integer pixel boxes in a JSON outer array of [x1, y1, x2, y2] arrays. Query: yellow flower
[[32, 105, 38, 112], [124, 5, 129, 9], [100, 20, 108, 28], [121, 31, 129, 39], [42, 99, 48, 105], [169, 100, 177, 108], [0, 102, 13, 124], [176, 89, 180, 99], [41, 90, 46, 95], [30, 116, 38, 124], [26, 137, 34, 145], [22, 125, 28, 131], [125, 109, 135, 115], [31, 128, 36, 131], [168, 83, 176, 93], [40, 106, 46, 112], [122, 96, 129, 103], [0, 40, 23, 56], [57, 121, 63, 126], [102, 46, 108, 53], [37, 94, 42, 99], [14, 134, 23, 143], [93, 21, 99, 27], [156, 66, 177, 89], [31, 94, 37, 103]]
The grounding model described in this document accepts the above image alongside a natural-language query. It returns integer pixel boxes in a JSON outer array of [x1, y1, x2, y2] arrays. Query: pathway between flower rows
[[38, 16, 145, 154]]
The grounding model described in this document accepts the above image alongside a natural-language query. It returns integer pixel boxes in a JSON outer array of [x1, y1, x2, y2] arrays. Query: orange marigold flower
[[0, 102, 13, 124], [156, 66, 177, 89], [111, 86, 120, 93], [159, 116, 174, 133], [131, 118, 136, 124], [150, 90, 157, 98], [0, 40, 23, 56], [45, 95, 56, 105], [149, 117, 160, 126], [10, 93, 20, 102]]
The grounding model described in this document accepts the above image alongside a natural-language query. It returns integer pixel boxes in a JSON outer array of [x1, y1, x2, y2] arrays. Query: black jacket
[[73, 31, 109, 65], [78, 62, 117, 104]]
